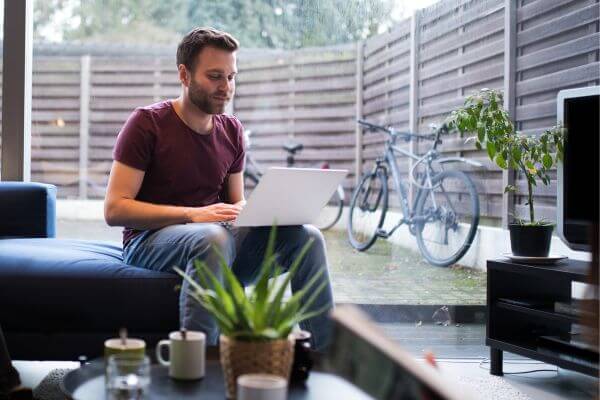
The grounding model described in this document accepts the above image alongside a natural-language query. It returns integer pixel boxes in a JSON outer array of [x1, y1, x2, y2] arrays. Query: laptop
[[324, 305, 474, 400], [235, 167, 347, 227]]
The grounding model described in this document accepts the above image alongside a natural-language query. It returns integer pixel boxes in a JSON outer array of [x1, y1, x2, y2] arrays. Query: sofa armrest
[[0, 182, 56, 238]]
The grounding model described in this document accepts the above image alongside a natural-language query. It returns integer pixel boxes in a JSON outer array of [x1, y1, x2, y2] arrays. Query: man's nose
[[220, 79, 233, 93]]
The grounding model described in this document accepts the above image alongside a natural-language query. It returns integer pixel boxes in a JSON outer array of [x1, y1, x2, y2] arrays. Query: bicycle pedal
[[376, 229, 390, 238]]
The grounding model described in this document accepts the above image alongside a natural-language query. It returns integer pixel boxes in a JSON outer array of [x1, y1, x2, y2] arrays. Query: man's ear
[[178, 64, 190, 87]]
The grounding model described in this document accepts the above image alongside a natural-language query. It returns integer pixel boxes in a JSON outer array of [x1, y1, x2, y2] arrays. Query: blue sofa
[[0, 182, 180, 360]]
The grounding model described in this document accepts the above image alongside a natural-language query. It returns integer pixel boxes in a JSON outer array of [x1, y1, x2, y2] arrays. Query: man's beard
[[188, 78, 229, 115]]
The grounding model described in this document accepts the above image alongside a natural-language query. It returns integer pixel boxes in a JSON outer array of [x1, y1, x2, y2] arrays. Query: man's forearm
[[105, 198, 190, 230]]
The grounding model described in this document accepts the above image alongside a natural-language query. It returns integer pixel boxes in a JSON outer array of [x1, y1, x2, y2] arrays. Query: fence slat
[[419, 62, 503, 98], [420, 0, 504, 43], [517, 3, 598, 47], [515, 62, 600, 97], [517, 31, 600, 72], [517, 0, 576, 22], [419, 12, 504, 62], [236, 77, 355, 96], [363, 74, 410, 101], [419, 38, 504, 80]]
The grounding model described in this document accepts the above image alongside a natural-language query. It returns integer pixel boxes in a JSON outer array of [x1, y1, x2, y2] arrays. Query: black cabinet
[[486, 258, 598, 377]]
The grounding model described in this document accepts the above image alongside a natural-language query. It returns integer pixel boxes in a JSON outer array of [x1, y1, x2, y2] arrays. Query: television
[[557, 86, 600, 252]]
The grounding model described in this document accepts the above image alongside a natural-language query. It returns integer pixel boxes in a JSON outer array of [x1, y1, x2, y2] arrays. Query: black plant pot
[[509, 224, 554, 257]]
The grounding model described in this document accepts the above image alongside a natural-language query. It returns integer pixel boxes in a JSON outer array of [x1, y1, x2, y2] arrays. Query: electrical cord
[[478, 358, 558, 375], [424, 357, 559, 375]]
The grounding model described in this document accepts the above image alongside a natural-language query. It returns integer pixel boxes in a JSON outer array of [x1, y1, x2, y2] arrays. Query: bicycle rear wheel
[[414, 170, 479, 267], [347, 169, 388, 251], [317, 186, 344, 231]]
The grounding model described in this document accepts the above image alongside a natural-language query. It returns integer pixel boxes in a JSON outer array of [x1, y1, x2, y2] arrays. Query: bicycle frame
[[377, 139, 431, 231], [370, 134, 482, 238]]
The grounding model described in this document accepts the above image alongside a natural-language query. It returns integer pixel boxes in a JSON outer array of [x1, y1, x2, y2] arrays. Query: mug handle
[[156, 340, 170, 366]]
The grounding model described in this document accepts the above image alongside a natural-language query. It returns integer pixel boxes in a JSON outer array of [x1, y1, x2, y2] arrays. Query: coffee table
[[60, 349, 371, 399]]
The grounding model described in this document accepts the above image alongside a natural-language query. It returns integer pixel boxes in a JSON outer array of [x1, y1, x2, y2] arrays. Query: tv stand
[[487, 258, 598, 377]]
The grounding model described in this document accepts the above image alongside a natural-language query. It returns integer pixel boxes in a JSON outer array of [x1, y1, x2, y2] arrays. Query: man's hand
[[187, 203, 242, 223]]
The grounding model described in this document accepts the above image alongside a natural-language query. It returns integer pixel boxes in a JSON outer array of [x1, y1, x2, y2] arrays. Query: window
[[28, 0, 490, 356]]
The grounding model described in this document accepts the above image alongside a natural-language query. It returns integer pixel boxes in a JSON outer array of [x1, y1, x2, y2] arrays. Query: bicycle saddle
[[283, 142, 303, 154]]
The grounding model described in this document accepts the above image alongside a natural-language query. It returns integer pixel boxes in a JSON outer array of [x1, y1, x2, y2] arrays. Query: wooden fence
[[512, 0, 600, 222], [235, 44, 358, 194], [0, 0, 598, 226]]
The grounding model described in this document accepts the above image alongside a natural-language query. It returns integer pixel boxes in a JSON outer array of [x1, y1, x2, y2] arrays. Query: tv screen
[[559, 89, 599, 252]]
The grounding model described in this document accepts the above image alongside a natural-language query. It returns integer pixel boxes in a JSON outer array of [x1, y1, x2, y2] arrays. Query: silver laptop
[[235, 167, 347, 227]]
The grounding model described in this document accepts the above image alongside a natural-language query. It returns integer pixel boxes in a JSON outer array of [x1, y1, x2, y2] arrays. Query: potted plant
[[447, 88, 565, 257], [175, 226, 327, 399]]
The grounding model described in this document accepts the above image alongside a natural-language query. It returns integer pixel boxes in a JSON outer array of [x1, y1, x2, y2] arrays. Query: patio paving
[[56, 220, 486, 306], [325, 230, 486, 305]]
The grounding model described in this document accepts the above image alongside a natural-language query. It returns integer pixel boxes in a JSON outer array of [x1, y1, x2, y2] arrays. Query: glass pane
[[30, 0, 490, 358]]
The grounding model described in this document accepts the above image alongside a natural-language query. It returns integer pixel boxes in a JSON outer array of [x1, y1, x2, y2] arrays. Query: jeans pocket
[[123, 231, 150, 263]]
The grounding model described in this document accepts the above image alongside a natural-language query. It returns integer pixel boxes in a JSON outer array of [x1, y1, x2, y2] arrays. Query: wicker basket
[[219, 334, 295, 399]]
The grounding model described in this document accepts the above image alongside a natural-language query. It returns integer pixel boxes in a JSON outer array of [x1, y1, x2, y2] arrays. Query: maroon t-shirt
[[112, 100, 245, 247]]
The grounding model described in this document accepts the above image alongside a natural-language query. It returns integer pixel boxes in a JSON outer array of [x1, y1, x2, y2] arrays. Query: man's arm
[[104, 161, 241, 229], [227, 172, 246, 206]]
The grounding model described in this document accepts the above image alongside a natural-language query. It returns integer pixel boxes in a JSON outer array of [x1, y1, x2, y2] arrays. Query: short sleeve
[[228, 116, 246, 174], [112, 109, 155, 171]]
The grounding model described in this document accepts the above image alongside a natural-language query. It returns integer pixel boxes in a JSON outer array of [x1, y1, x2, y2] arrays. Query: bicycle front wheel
[[347, 169, 388, 251], [414, 170, 479, 267]]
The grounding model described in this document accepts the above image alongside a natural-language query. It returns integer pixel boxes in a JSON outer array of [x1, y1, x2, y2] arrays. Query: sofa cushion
[[0, 239, 179, 333], [0, 182, 56, 238]]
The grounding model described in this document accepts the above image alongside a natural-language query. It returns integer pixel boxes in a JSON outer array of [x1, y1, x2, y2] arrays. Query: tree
[[34, 0, 188, 44], [34, 0, 397, 48]]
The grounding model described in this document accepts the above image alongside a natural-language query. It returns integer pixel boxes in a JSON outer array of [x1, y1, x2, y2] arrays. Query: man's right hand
[[187, 203, 242, 223]]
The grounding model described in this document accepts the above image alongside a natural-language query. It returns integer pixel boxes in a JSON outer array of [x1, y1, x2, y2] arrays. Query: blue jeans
[[123, 224, 334, 350]]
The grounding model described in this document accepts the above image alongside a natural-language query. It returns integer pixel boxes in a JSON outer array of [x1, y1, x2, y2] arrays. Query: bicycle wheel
[[414, 170, 479, 267], [347, 169, 388, 251], [317, 186, 344, 231]]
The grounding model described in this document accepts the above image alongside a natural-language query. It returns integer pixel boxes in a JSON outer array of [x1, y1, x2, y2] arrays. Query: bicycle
[[347, 120, 482, 267], [243, 130, 345, 231]]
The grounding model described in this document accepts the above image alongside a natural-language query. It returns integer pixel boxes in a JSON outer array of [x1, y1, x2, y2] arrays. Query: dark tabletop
[[61, 348, 372, 400]]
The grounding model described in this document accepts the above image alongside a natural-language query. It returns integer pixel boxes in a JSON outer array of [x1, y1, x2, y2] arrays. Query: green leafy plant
[[447, 88, 565, 225], [174, 226, 328, 341]]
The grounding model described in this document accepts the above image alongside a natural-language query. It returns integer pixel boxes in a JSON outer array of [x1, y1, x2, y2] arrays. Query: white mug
[[237, 374, 288, 400], [156, 330, 205, 380]]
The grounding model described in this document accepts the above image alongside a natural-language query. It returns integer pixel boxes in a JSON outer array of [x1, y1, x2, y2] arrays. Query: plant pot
[[509, 224, 554, 257], [219, 335, 295, 399]]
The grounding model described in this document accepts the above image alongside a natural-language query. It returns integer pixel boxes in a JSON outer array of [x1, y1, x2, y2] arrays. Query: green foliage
[[447, 88, 565, 225], [174, 226, 327, 341], [34, 0, 396, 48]]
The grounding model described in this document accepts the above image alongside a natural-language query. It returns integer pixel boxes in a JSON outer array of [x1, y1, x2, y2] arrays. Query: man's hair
[[176, 27, 239, 71]]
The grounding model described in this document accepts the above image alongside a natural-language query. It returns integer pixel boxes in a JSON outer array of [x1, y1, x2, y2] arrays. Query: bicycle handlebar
[[357, 119, 440, 142], [357, 119, 391, 133]]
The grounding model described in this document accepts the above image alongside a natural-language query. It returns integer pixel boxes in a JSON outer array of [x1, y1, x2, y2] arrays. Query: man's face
[[185, 46, 237, 115]]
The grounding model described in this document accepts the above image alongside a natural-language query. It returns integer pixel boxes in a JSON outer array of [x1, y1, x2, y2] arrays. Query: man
[[104, 27, 334, 350]]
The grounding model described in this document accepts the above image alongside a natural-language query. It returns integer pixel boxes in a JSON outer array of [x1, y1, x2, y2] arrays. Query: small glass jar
[[105, 354, 151, 400]]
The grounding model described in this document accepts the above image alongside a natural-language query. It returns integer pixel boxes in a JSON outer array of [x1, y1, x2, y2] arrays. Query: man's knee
[[299, 225, 326, 254], [303, 224, 325, 242], [188, 224, 235, 264], [284, 225, 327, 270]]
